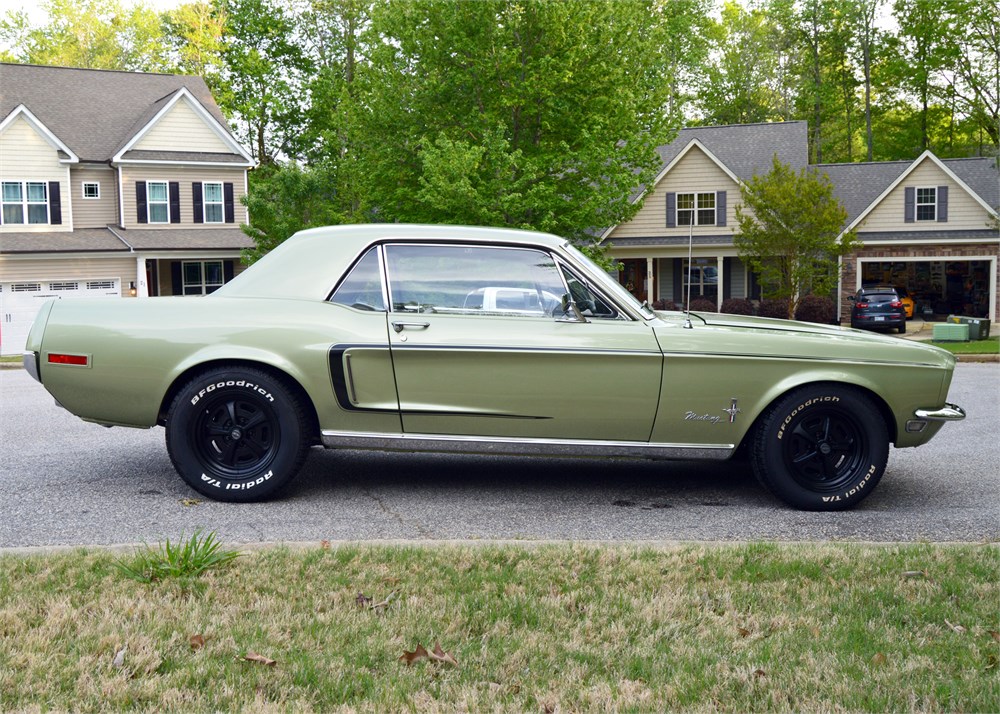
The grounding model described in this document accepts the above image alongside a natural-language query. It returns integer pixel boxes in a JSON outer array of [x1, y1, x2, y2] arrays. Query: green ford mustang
[[23, 224, 965, 509]]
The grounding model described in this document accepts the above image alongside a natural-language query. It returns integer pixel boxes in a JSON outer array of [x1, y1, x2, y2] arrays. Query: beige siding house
[[0, 63, 255, 355], [602, 122, 999, 324]]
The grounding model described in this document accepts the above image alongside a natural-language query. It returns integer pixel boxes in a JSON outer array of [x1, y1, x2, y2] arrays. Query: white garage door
[[0, 279, 120, 356]]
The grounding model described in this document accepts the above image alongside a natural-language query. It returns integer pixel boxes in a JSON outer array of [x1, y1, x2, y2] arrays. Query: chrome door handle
[[391, 321, 430, 333]]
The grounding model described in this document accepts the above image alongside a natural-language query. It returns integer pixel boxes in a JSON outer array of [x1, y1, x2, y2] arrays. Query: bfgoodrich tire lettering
[[750, 385, 889, 511], [166, 367, 311, 502]]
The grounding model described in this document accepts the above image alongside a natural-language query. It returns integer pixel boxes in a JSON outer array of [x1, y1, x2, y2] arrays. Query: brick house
[[602, 121, 999, 324], [0, 63, 255, 355]]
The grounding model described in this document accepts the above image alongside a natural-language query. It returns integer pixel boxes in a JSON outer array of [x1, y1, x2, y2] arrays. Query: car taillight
[[890, 300, 902, 308], [856, 302, 869, 308]]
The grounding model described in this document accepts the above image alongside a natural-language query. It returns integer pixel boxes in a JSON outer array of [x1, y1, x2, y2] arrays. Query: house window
[[681, 258, 719, 302], [82, 182, 100, 199], [677, 192, 716, 226], [182, 260, 224, 295], [147, 181, 169, 223], [916, 187, 936, 221], [203, 182, 224, 223], [1, 181, 49, 224]]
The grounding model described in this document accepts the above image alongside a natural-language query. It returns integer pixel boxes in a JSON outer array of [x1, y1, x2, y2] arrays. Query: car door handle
[[391, 321, 430, 333]]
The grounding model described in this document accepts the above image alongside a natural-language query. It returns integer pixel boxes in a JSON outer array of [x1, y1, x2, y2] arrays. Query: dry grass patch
[[0, 542, 997, 712]]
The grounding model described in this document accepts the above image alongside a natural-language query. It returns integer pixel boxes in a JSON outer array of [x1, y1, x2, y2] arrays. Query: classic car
[[23, 224, 965, 510]]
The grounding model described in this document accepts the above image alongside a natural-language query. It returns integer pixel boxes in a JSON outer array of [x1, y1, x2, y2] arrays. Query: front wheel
[[166, 367, 311, 502], [750, 385, 889, 510]]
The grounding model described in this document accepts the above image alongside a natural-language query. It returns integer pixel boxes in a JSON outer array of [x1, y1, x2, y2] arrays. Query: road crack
[[363, 488, 433, 538]]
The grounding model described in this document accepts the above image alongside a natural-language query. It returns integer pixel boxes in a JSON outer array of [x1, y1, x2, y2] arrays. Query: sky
[[0, 0, 187, 25]]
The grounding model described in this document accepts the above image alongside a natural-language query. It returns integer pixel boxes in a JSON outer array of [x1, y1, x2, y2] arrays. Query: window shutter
[[672, 259, 682, 302], [937, 185, 948, 222], [665, 192, 676, 228], [168, 182, 181, 223], [223, 182, 235, 223], [136, 182, 148, 224], [192, 182, 204, 224], [170, 261, 183, 296], [722, 257, 732, 300], [224, 260, 235, 283], [904, 186, 915, 222], [48, 181, 62, 225], [716, 191, 726, 227]]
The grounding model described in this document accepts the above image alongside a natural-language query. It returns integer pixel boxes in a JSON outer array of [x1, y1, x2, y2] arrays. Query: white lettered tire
[[751, 384, 889, 510], [165, 366, 311, 502]]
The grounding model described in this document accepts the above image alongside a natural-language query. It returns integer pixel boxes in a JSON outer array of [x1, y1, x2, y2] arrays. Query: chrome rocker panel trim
[[913, 403, 966, 421], [321, 430, 736, 461]]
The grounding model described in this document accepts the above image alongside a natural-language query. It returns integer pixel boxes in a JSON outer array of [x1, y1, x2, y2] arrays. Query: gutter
[[107, 225, 134, 251]]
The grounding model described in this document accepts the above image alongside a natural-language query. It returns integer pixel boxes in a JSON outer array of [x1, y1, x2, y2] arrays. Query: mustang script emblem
[[684, 398, 741, 426]]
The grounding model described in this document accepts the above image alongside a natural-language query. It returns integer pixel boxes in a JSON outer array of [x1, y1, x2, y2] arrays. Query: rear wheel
[[750, 385, 889, 510], [165, 367, 311, 502], [898, 321, 906, 334]]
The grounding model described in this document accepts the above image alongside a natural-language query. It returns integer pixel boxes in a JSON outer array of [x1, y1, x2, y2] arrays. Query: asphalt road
[[1, 363, 997, 548]]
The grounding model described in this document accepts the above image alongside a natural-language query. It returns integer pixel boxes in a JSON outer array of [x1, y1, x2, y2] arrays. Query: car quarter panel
[[651, 319, 954, 448]]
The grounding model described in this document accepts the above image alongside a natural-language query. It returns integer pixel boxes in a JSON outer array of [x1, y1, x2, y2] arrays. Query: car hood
[[652, 310, 955, 368]]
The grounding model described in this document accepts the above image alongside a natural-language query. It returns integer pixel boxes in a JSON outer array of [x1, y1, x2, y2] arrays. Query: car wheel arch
[[157, 359, 321, 443]]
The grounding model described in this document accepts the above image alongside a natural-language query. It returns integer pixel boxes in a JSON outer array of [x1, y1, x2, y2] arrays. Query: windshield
[[561, 243, 657, 319]]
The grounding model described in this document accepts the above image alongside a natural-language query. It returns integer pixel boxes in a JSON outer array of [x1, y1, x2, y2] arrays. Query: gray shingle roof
[[112, 227, 253, 251], [656, 121, 810, 180], [0, 228, 130, 254], [0, 63, 236, 163], [120, 150, 252, 164]]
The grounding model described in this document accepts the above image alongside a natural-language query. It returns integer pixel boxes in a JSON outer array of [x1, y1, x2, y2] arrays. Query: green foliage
[[734, 156, 860, 320], [113, 530, 242, 583]]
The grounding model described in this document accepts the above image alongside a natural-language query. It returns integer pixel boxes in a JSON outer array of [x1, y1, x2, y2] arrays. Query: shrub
[[758, 297, 791, 319], [795, 294, 837, 324], [652, 299, 678, 311], [721, 298, 756, 316], [689, 298, 717, 313]]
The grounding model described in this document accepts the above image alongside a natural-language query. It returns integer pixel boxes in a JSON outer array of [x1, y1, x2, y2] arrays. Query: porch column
[[135, 256, 149, 298], [645, 256, 654, 304]]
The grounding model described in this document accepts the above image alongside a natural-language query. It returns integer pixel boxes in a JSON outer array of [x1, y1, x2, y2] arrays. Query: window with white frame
[[82, 182, 100, 199], [1, 181, 49, 224], [916, 187, 936, 221], [203, 182, 224, 223], [182, 260, 224, 295], [677, 192, 716, 226], [147, 181, 169, 223]]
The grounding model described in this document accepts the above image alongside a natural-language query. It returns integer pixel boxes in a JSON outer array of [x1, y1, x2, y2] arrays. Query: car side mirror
[[847, 296, 855, 302], [557, 293, 589, 324]]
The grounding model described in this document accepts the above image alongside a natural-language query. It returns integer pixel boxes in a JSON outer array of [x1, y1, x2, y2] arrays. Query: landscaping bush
[[689, 298, 717, 313], [652, 299, 678, 311], [758, 297, 791, 319], [721, 298, 756, 316], [795, 294, 837, 324]]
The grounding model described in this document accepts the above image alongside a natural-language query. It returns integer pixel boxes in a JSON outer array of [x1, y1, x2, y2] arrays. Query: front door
[[619, 259, 648, 303], [383, 243, 662, 442]]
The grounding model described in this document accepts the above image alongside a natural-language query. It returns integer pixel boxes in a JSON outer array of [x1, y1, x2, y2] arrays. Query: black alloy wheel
[[781, 407, 867, 493]]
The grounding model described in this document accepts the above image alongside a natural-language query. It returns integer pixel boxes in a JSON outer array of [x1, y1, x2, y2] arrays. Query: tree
[[734, 155, 860, 320]]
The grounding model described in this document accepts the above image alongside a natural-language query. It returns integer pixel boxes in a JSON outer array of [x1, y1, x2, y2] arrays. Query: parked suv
[[850, 286, 906, 333]]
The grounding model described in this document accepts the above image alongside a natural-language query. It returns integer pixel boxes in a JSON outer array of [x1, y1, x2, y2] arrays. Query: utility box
[[934, 323, 970, 342], [947, 315, 991, 340]]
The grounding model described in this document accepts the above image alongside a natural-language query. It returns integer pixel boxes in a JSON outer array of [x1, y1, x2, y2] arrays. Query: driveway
[[1, 363, 997, 548]]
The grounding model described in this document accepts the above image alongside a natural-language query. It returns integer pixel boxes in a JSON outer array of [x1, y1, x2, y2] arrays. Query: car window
[[330, 247, 386, 311], [383, 244, 565, 317], [558, 264, 618, 319]]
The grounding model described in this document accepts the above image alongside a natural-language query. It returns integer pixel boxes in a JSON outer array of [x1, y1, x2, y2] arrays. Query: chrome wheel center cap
[[230, 428, 243, 441], [819, 442, 832, 455]]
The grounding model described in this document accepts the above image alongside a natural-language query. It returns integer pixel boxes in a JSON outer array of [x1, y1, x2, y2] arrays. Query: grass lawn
[[930, 335, 999, 355], [1, 542, 997, 712]]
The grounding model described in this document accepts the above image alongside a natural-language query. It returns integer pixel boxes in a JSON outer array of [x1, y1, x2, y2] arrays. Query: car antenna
[[683, 222, 694, 329]]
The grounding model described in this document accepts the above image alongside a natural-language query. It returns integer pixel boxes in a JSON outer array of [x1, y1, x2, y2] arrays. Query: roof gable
[[0, 104, 79, 163]]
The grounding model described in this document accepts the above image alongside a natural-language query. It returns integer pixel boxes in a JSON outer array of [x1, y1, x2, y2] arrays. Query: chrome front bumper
[[914, 403, 966, 421], [23, 351, 40, 383]]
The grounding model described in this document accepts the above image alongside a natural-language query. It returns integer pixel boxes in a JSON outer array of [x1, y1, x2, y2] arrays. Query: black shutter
[[665, 192, 676, 228], [224, 260, 234, 283], [722, 257, 732, 300], [170, 261, 183, 296], [168, 182, 180, 223], [223, 182, 235, 223], [48, 181, 62, 225], [672, 259, 682, 303], [192, 182, 204, 223], [937, 185, 948, 222], [904, 186, 915, 222], [716, 190, 726, 227], [136, 182, 148, 224]]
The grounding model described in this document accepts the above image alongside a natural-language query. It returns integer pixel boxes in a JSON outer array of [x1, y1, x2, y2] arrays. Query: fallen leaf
[[355, 592, 372, 607], [112, 645, 127, 669], [902, 570, 927, 579], [429, 642, 459, 666], [244, 651, 276, 666], [753, 668, 766, 679], [810, 626, 821, 638], [189, 634, 206, 650], [320, 540, 331, 550], [737, 627, 751, 638], [990, 631, 999, 642], [399, 643, 429, 666], [986, 654, 998, 671], [370, 590, 398, 611], [870, 653, 887, 666], [945, 619, 967, 634], [179, 498, 202, 507]]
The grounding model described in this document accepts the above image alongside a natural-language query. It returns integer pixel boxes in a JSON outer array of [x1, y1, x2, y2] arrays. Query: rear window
[[866, 293, 897, 304]]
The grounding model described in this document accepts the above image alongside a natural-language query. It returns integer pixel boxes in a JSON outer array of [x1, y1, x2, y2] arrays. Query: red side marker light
[[48, 353, 89, 366]]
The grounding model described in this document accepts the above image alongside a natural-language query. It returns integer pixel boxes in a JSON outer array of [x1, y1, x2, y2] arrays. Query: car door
[[383, 242, 662, 442]]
